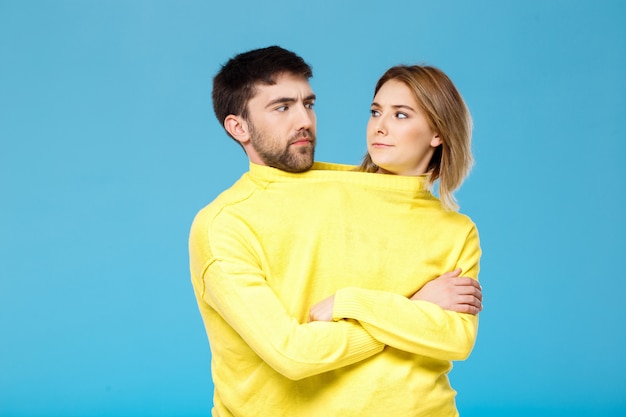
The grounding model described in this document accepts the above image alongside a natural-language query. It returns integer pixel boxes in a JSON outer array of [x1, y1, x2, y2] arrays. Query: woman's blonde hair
[[359, 65, 473, 211]]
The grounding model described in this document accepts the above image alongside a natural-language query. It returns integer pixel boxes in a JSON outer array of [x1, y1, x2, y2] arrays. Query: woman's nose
[[375, 116, 386, 135]]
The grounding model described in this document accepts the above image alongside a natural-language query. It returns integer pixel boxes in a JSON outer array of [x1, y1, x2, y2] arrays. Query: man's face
[[244, 72, 317, 173]]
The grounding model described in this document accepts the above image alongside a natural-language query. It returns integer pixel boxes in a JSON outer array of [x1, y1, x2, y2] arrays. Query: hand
[[308, 294, 335, 322], [410, 269, 482, 315]]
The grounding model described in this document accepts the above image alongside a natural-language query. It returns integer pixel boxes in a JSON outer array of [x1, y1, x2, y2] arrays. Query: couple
[[189, 46, 482, 417]]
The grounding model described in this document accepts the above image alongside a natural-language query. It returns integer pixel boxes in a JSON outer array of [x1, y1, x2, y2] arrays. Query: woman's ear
[[430, 133, 443, 148], [224, 115, 250, 145]]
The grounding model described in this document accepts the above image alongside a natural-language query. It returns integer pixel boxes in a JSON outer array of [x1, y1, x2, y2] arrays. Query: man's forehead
[[252, 73, 313, 99]]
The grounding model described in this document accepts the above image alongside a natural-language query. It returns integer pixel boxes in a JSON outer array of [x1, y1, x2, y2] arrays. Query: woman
[[359, 64, 473, 210], [309, 64, 480, 416]]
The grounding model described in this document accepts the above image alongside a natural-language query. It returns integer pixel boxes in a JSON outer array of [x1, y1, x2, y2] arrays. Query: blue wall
[[1, 1, 624, 416]]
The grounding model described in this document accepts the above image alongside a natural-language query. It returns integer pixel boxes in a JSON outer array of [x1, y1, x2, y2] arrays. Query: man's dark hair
[[212, 46, 313, 130]]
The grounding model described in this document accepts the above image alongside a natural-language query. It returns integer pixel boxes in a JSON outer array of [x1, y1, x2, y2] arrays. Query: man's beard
[[249, 123, 316, 173]]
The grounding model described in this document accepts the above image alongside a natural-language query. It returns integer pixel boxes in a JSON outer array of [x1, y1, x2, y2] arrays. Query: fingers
[[453, 277, 481, 287], [452, 278, 482, 296], [446, 297, 482, 314], [462, 294, 482, 310], [460, 293, 483, 312], [453, 304, 481, 315]]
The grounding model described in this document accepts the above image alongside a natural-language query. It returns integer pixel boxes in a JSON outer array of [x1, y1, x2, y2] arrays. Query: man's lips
[[290, 138, 312, 146]]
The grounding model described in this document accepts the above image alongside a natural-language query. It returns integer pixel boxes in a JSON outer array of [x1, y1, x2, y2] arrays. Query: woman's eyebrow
[[370, 101, 415, 112], [391, 104, 415, 112]]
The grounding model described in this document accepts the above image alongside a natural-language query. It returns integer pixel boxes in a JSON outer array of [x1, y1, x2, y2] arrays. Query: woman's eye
[[396, 112, 408, 119], [370, 109, 380, 117]]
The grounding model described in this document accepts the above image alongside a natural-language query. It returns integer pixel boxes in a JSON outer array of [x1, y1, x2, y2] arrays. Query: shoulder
[[449, 211, 480, 249], [190, 174, 258, 231], [448, 210, 477, 228], [433, 207, 479, 240]]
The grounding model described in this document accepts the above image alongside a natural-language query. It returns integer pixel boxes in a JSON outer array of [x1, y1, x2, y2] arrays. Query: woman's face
[[366, 79, 442, 176]]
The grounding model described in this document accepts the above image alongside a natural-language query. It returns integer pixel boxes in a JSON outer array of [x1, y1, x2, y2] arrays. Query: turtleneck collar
[[247, 161, 432, 196]]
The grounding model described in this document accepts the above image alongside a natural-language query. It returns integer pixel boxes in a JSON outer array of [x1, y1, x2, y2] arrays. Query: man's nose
[[295, 104, 314, 131]]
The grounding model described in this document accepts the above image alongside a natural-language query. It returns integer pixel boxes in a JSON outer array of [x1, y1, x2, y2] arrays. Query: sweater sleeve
[[190, 212, 384, 381], [199, 261, 384, 380], [332, 225, 481, 361]]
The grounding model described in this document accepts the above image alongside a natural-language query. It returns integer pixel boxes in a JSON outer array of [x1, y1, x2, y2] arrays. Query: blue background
[[1, 1, 625, 416]]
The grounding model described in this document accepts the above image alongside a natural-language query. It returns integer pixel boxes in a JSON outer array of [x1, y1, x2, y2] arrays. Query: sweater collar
[[248, 161, 431, 195]]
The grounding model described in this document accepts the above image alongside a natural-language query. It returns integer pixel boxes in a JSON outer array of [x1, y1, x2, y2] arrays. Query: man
[[190, 46, 482, 416]]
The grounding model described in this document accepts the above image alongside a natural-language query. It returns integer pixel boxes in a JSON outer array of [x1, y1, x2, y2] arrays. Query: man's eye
[[305, 102, 315, 109], [276, 106, 288, 112]]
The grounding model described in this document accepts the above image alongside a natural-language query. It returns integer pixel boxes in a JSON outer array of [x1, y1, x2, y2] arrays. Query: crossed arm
[[195, 261, 481, 379], [307, 269, 482, 360], [309, 268, 482, 322], [308, 226, 482, 360]]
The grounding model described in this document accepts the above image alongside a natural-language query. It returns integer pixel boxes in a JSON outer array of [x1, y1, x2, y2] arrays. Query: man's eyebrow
[[266, 97, 295, 108], [265, 94, 317, 109]]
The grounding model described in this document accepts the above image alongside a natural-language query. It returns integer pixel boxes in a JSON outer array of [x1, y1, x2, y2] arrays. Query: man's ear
[[224, 115, 250, 145]]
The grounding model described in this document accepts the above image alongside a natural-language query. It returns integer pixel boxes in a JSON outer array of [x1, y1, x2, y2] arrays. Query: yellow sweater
[[189, 162, 481, 417]]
